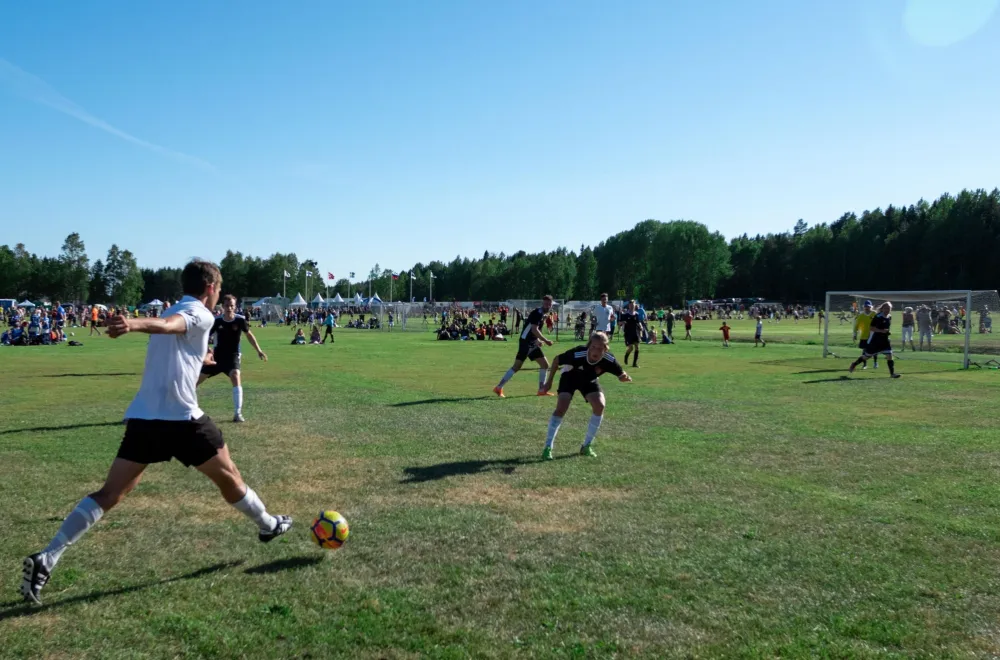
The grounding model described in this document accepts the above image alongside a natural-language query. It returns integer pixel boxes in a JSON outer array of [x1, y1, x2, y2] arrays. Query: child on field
[[754, 316, 766, 347], [719, 321, 730, 347]]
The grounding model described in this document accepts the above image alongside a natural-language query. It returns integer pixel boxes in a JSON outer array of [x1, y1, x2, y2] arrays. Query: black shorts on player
[[557, 371, 602, 399], [624, 330, 639, 347], [116, 416, 225, 467], [515, 339, 544, 363], [202, 353, 241, 378]]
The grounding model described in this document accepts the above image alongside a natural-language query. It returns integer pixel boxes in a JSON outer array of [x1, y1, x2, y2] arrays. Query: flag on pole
[[391, 273, 399, 281], [327, 272, 335, 280], [430, 272, 436, 279], [410, 272, 416, 280], [306, 271, 313, 277], [283, 270, 290, 278]]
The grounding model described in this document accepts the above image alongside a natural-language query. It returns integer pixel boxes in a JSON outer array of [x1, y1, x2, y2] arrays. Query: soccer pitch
[[3, 325, 1000, 658]]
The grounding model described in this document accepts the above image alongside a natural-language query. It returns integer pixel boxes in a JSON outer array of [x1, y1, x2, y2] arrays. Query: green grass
[[3, 324, 1000, 658]]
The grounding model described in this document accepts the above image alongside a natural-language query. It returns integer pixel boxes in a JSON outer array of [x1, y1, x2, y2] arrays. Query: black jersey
[[211, 315, 250, 356], [520, 308, 545, 341], [557, 346, 624, 380], [869, 313, 891, 335], [620, 311, 641, 334]]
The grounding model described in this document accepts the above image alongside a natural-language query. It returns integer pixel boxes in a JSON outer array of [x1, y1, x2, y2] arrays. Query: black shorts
[[202, 353, 241, 378], [624, 330, 640, 346], [515, 339, 544, 362], [116, 416, 224, 467], [557, 371, 601, 398]]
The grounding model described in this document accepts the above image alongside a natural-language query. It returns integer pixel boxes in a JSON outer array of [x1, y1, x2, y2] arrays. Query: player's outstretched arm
[[531, 325, 553, 346], [618, 372, 633, 383], [107, 314, 187, 338], [245, 330, 268, 361], [541, 357, 560, 393]]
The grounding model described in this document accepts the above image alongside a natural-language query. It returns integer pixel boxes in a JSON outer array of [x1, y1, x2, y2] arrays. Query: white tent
[[18, 300, 35, 308], [354, 293, 364, 304], [369, 293, 384, 305], [147, 299, 165, 308], [311, 293, 325, 305], [289, 293, 308, 308], [331, 293, 345, 304]]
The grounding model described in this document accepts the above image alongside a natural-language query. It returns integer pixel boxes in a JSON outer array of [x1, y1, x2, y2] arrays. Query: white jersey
[[593, 304, 615, 332], [756, 320, 763, 335], [124, 296, 215, 421]]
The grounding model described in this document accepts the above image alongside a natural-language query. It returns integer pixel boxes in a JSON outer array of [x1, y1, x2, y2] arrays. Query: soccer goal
[[823, 290, 1000, 369], [505, 299, 566, 341]]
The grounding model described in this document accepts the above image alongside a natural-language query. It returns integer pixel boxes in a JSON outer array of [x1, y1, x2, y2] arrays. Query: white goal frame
[[824, 290, 974, 369]]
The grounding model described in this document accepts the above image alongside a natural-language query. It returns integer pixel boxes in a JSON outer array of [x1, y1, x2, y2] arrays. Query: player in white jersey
[[21, 261, 291, 606], [592, 293, 615, 335]]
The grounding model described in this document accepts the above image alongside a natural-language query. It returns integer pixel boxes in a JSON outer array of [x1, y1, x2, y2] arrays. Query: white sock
[[231, 486, 276, 532], [545, 415, 562, 449], [42, 496, 104, 570], [233, 386, 243, 414], [498, 368, 515, 388], [538, 368, 547, 389], [582, 414, 603, 448]]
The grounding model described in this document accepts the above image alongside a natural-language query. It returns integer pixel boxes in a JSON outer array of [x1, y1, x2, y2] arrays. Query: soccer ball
[[310, 510, 349, 550]]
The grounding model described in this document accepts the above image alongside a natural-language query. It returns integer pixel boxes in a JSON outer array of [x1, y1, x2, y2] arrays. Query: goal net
[[823, 290, 1000, 368]]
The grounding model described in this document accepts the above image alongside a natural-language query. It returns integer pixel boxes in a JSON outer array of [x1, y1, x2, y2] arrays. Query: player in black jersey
[[539, 331, 631, 459], [849, 301, 900, 378], [198, 295, 268, 421], [620, 300, 644, 368], [493, 296, 555, 398]]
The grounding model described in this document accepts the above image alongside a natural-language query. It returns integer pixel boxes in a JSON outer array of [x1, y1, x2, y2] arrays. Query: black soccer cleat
[[21, 553, 50, 605], [258, 515, 293, 543]]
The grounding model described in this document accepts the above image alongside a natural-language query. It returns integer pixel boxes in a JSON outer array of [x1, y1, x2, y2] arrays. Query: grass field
[[4, 321, 1000, 658]]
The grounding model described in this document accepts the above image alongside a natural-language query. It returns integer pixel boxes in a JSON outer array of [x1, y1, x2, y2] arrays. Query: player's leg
[[22, 457, 147, 604], [580, 390, 606, 457], [190, 424, 291, 541], [632, 340, 640, 366], [885, 350, 899, 378], [849, 351, 870, 373], [533, 354, 552, 394], [495, 354, 525, 396], [229, 368, 244, 422], [542, 392, 573, 459]]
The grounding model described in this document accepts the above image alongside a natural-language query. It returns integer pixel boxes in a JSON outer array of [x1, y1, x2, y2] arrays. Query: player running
[[539, 331, 631, 459], [494, 295, 555, 397], [198, 295, 268, 423], [850, 301, 900, 378], [20, 261, 291, 606], [852, 300, 878, 369]]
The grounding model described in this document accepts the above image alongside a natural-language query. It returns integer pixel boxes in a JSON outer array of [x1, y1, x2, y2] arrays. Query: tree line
[[3, 188, 998, 307]]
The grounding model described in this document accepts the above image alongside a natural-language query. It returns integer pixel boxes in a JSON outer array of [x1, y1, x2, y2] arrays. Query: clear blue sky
[[2, 0, 998, 279]]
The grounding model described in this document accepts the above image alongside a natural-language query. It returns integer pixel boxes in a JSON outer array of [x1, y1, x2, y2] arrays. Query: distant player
[[720, 321, 730, 347], [850, 302, 900, 378], [852, 300, 878, 369], [620, 301, 642, 367], [592, 293, 615, 337], [754, 316, 766, 347], [20, 261, 291, 606], [683, 309, 693, 340], [199, 294, 268, 423], [493, 295, 555, 397], [539, 331, 631, 459], [900, 306, 915, 351]]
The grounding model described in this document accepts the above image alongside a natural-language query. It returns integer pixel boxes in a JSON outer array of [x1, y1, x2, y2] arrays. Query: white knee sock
[[231, 486, 276, 532], [42, 496, 104, 570], [233, 386, 243, 414], [497, 368, 515, 388], [545, 415, 562, 449], [538, 368, 547, 389], [582, 414, 603, 448]]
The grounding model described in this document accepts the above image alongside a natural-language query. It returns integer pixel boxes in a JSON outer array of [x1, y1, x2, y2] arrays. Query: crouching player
[[539, 331, 631, 459]]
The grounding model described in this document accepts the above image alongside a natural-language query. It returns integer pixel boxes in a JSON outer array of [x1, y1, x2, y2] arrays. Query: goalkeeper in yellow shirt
[[853, 300, 879, 369]]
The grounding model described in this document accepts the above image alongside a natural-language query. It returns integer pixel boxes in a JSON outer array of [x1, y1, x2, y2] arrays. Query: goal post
[[823, 290, 999, 369]]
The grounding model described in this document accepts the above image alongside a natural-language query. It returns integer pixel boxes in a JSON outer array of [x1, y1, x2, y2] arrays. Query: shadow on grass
[[802, 376, 855, 384], [244, 555, 323, 575], [41, 372, 139, 378], [401, 455, 574, 483], [794, 369, 847, 375], [391, 396, 493, 407], [0, 421, 123, 436], [0, 560, 242, 622]]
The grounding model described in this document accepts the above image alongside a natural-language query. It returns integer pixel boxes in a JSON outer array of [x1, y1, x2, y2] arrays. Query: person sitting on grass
[[309, 325, 322, 344], [291, 328, 306, 345]]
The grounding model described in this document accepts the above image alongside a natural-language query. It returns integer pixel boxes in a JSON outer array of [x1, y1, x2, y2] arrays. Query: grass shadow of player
[[0, 421, 123, 436], [391, 395, 533, 407], [802, 376, 856, 384], [0, 560, 242, 622], [244, 555, 323, 575], [41, 372, 139, 378], [401, 455, 574, 483], [794, 369, 848, 375]]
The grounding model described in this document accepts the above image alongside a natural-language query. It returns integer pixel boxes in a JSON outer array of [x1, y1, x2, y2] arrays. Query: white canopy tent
[[17, 300, 36, 308], [331, 293, 345, 304], [311, 293, 325, 306], [289, 293, 308, 308], [369, 293, 384, 305], [147, 299, 165, 308]]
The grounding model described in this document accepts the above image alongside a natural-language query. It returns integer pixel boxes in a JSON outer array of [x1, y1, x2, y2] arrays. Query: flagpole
[[429, 271, 433, 304], [409, 272, 413, 304]]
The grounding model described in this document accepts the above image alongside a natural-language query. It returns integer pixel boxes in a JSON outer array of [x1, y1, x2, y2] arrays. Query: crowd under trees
[[2, 188, 998, 307]]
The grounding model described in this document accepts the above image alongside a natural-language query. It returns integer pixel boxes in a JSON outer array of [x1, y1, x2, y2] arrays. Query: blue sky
[[2, 0, 998, 278]]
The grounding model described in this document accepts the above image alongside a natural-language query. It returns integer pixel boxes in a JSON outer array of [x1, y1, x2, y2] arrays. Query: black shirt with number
[[520, 308, 545, 341], [557, 346, 624, 381], [211, 315, 250, 357]]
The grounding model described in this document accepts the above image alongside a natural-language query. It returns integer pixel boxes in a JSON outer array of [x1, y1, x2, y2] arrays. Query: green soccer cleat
[[580, 446, 597, 458], [542, 447, 553, 461]]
